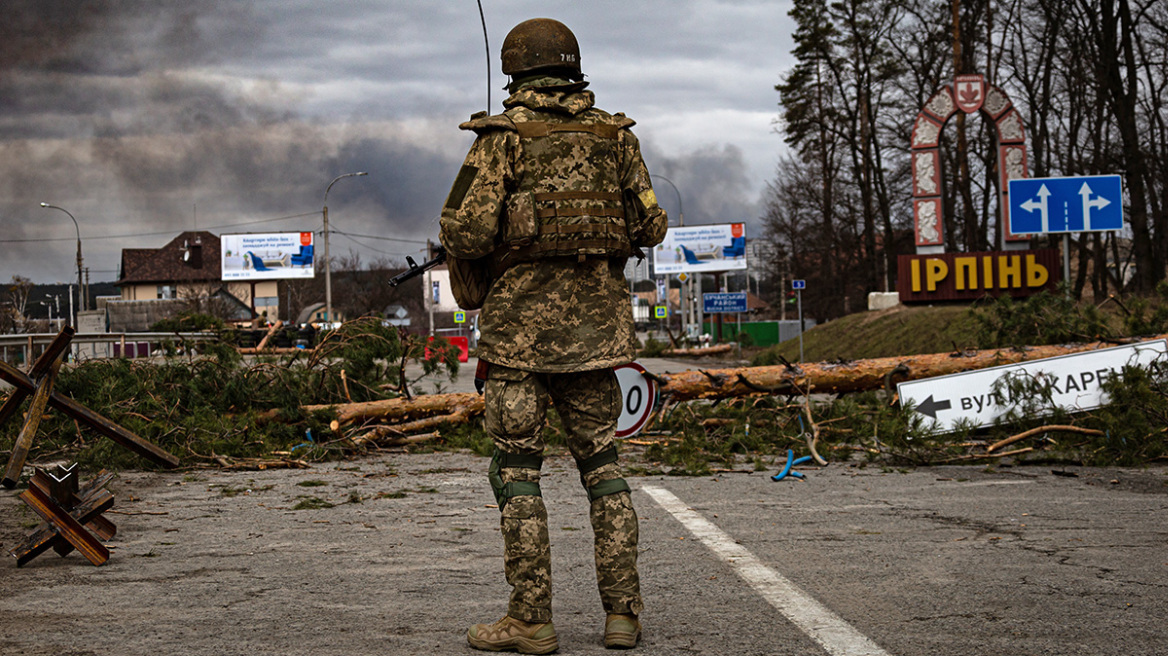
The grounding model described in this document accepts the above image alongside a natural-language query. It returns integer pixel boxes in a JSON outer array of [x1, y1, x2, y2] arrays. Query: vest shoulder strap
[[459, 110, 520, 134]]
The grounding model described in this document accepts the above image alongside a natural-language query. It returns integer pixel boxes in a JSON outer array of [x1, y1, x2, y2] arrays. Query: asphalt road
[[2, 452, 1165, 655]]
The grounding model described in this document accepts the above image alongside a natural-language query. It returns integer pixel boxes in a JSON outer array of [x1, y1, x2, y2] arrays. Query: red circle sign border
[[614, 361, 657, 438]]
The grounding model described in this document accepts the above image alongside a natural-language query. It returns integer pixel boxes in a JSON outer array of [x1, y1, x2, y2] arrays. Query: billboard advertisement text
[[652, 223, 747, 275], [221, 232, 315, 281]]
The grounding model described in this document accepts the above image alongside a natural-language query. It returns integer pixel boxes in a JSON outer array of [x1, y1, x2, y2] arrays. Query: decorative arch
[[911, 74, 1030, 252]]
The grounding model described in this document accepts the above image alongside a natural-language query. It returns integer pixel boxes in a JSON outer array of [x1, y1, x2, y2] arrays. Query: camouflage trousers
[[484, 364, 643, 624]]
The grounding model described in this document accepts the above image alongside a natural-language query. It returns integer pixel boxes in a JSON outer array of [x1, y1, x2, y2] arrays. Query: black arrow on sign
[[916, 395, 952, 419]]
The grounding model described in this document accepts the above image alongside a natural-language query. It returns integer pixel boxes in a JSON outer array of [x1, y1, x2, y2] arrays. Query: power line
[[332, 231, 419, 257], [326, 229, 430, 245]]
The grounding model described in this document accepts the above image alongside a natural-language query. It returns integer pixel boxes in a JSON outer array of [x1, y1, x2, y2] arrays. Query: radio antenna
[[476, 0, 491, 113]]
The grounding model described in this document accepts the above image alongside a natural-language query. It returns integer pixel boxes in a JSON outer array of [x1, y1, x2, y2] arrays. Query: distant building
[[115, 231, 277, 329], [296, 302, 346, 326]]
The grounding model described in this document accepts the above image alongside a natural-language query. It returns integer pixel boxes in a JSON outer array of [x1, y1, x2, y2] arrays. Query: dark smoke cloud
[[643, 142, 763, 234], [0, 0, 464, 281], [0, 1, 792, 283]]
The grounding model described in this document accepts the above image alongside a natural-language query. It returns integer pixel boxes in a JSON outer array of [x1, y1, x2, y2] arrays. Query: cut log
[[663, 344, 735, 357], [305, 392, 485, 427], [300, 335, 1168, 430], [658, 335, 1168, 402], [347, 429, 440, 449]]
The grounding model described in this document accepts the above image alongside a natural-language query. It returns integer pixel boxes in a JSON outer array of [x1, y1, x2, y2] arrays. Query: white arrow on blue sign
[[1009, 175, 1124, 234]]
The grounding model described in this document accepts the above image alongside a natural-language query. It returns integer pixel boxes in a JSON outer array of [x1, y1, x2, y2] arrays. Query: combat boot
[[467, 616, 558, 654], [604, 613, 641, 649]]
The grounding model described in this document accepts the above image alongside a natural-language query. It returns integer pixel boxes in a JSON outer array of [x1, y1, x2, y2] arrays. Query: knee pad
[[489, 449, 543, 510], [576, 446, 630, 501]]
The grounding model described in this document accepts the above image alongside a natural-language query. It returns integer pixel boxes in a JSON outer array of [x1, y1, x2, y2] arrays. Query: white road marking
[[642, 485, 892, 656]]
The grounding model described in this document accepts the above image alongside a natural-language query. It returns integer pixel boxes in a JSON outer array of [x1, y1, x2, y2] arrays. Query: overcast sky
[[1, 0, 796, 285]]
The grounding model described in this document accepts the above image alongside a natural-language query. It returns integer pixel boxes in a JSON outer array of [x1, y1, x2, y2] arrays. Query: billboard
[[652, 223, 747, 275], [221, 232, 315, 281]]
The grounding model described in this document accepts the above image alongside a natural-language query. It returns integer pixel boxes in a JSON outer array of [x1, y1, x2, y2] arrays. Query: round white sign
[[614, 362, 657, 438]]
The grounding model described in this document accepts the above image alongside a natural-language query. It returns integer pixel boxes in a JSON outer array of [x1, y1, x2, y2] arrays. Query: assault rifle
[[388, 245, 447, 287]]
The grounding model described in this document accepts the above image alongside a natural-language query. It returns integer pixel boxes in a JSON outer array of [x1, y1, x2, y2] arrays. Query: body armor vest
[[498, 107, 633, 263]]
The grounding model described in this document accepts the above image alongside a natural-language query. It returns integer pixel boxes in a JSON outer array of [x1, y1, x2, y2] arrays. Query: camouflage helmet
[[500, 18, 581, 80]]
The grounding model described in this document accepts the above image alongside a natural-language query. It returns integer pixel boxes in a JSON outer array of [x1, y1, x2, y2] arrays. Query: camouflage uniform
[[440, 77, 667, 624]]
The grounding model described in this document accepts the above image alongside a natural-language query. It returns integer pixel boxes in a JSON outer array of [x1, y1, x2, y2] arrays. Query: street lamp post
[[322, 172, 368, 326], [39, 203, 84, 324], [650, 175, 691, 339], [650, 174, 684, 227]]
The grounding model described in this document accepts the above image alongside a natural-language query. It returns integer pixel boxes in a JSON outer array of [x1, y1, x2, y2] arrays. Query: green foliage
[[638, 336, 670, 358], [1121, 281, 1168, 336], [0, 318, 459, 470], [970, 289, 1115, 349], [292, 496, 334, 510], [1085, 363, 1168, 465]]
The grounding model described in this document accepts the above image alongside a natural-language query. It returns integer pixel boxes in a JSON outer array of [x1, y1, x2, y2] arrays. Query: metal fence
[[0, 332, 221, 368]]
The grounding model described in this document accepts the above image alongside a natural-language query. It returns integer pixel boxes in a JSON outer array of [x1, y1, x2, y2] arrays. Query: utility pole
[[322, 172, 368, 326]]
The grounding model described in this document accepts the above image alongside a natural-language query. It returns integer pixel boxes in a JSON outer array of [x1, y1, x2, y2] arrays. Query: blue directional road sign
[[1009, 175, 1124, 234], [703, 292, 748, 313], [792, 279, 806, 290]]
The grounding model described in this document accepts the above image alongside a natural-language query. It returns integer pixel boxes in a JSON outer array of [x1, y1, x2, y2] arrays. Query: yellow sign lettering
[[911, 258, 922, 292], [998, 255, 1022, 288], [954, 257, 977, 291], [1026, 254, 1048, 287], [926, 259, 949, 292]]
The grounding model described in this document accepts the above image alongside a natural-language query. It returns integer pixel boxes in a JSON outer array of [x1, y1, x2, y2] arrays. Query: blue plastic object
[[772, 449, 814, 481], [291, 428, 315, 453]]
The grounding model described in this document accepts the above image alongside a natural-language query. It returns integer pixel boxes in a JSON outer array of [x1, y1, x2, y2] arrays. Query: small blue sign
[[654, 305, 668, 319], [703, 292, 748, 313], [454, 311, 466, 324], [792, 279, 806, 290], [1009, 175, 1124, 234]]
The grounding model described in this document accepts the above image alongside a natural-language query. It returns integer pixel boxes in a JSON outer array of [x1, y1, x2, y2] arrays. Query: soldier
[[439, 17, 668, 654]]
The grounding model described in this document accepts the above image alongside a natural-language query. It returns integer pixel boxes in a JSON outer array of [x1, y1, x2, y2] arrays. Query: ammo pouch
[[447, 254, 493, 310], [503, 191, 538, 248]]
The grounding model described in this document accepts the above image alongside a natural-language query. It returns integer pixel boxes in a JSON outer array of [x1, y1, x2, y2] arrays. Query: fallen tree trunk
[[303, 335, 1168, 428], [662, 344, 735, 357], [658, 335, 1168, 402], [304, 392, 485, 428]]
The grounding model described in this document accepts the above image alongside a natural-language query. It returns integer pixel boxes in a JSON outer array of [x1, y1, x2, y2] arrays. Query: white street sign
[[898, 340, 1168, 433], [614, 362, 657, 438]]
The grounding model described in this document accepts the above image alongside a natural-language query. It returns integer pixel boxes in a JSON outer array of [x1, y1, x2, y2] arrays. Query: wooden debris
[[938, 447, 1034, 463], [306, 392, 485, 428], [663, 344, 735, 357], [349, 429, 440, 449], [987, 425, 1105, 453], [297, 335, 1168, 448], [10, 465, 116, 567], [237, 321, 295, 354], [0, 327, 179, 480], [208, 455, 311, 470], [657, 334, 1168, 402], [2, 359, 62, 488]]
